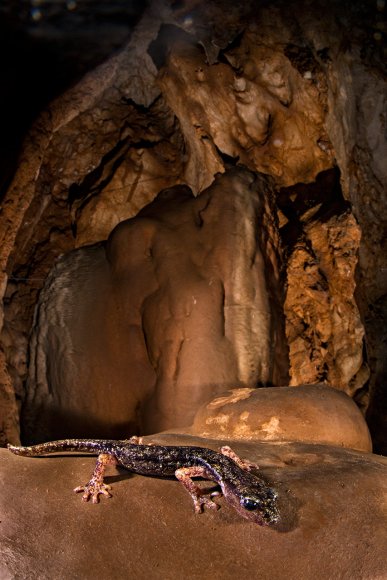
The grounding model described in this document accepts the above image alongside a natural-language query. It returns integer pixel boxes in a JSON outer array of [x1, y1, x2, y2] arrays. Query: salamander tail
[[7, 442, 64, 456], [7, 439, 120, 457], [7, 444, 24, 455]]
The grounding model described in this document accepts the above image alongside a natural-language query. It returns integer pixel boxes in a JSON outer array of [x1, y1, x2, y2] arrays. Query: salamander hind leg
[[220, 446, 259, 471], [126, 436, 144, 444], [74, 453, 117, 503], [175, 467, 220, 514], [124, 436, 155, 445]]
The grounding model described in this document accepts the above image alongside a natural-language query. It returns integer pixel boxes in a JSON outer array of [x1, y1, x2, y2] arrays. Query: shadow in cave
[[21, 405, 142, 446], [0, 1, 148, 198], [148, 23, 198, 69], [277, 166, 350, 253]]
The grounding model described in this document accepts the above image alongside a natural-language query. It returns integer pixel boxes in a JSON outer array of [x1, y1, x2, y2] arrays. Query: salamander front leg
[[220, 446, 259, 471], [175, 467, 220, 513], [74, 453, 117, 503]]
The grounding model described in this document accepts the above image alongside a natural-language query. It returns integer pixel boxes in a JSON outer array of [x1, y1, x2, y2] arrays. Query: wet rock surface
[[1, 435, 386, 579]]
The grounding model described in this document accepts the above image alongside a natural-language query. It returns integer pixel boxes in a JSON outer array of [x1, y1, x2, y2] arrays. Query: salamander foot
[[192, 493, 220, 513], [220, 446, 259, 471], [74, 452, 117, 503], [175, 466, 220, 513], [74, 481, 112, 503]]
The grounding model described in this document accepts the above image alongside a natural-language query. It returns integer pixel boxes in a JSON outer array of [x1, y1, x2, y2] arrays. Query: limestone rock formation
[[284, 208, 368, 392], [0, 0, 385, 453], [190, 384, 372, 452], [0, 1, 386, 577], [24, 168, 288, 441]]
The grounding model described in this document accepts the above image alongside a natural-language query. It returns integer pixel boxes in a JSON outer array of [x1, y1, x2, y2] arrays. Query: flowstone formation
[[24, 168, 288, 441], [0, 0, 385, 452]]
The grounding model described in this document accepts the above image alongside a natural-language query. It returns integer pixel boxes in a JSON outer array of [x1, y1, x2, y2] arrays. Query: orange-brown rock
[[23, 169, 288, 442], [0, 0, 385, 453], [158, 30, 333, 192], [1, 436, 386, 579], [284, 210, 368, 396], [190, 384, 372, 452]]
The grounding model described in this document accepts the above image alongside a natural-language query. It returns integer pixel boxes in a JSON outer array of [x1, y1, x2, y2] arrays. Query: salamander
[[8, 437, 280, 526]]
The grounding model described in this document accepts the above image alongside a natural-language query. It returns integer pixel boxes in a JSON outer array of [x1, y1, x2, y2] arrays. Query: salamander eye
[[241, 497, 260, 511]]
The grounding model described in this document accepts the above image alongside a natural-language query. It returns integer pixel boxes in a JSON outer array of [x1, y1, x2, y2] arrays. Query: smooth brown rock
[[190, 384, 372, 452], [1, 436, 386, 579]]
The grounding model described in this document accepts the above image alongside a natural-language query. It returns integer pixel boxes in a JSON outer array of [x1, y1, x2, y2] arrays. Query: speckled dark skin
[[8, 438, 280, 526]]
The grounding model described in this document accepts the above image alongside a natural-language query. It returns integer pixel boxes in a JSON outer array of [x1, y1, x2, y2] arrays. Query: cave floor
[[1, 434, 386, 579]]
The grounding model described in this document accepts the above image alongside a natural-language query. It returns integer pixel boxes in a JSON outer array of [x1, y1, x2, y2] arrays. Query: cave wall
[[24, 169, 289, 441], [0, 0, 385, 449]]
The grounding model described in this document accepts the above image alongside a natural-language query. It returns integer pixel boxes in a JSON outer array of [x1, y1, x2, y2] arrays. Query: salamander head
[[223, 476, 280, 526], [240, 488, 279, 525]]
